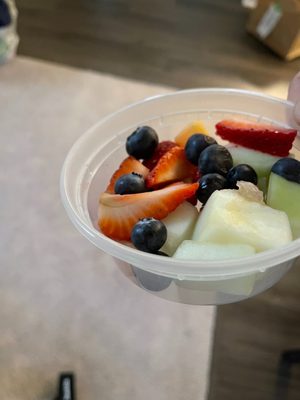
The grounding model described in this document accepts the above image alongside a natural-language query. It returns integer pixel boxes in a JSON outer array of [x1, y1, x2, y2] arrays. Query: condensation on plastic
[[0, 0, 18, 64], [60, 89, 300, 305]]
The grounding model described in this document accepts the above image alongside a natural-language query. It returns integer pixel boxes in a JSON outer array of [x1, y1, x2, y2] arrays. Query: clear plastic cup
[[60, 88, 300, 305]]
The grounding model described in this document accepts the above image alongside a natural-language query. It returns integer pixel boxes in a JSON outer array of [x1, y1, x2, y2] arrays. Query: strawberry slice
[[98, 182, 199, 240], [187, 194, 198, 206], [186, 171, 201, 205], [146, 146, 198, 189], [216, 119, 297, 157], [143, 140, 178, 170], [106, 156, 149, 194]]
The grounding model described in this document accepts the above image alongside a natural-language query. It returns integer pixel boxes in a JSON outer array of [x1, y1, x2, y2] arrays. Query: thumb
[[294, 101, 300, 126], [288, 72, 300, 126]]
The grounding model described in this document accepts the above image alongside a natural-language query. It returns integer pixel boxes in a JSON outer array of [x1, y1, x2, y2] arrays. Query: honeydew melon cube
[[267, 173, 300, 239], [192, 189, 292, 252], [160, 201, 198, 255], [228, 145, 282, 178], [173, 241, 255, 260]]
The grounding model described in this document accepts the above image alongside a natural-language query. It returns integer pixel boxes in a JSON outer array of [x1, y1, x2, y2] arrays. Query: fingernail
[[288, 72, 300, 103], [294, 101, 300, 125]]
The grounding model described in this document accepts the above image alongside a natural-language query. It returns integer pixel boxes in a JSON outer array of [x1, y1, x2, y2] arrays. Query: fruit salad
[[98, 119, 299, 261]]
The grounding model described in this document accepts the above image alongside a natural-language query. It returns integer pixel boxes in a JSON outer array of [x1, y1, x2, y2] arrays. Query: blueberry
[[114, 173, 146, 195], [198, 144, 233, 176], [132, 266, 172, 291], [271, 158, 300, 184], [227, 164, 258, 189], [196, 173, 227, 204], [185, 134, 217, 165], [131, 218, 167, 253], [126, 126, 159, 159]]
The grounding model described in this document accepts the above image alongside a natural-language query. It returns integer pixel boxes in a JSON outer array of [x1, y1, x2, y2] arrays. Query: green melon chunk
[[192, 189, 292, 252], [267, 173, 300, 239], [173, 241, 256, 260], [160, 202, 198, 256], [257, 176, 269, 196], [228, 146, 282, 178]]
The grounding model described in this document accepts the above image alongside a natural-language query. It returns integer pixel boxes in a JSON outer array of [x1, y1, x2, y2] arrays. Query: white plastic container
[[60, 89, 300, 305]]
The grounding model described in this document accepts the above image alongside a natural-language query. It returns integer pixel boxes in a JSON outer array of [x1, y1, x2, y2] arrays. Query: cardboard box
[[247, 0, 300, 60]]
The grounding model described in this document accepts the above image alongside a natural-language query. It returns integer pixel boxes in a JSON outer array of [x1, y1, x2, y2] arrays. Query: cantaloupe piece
[[175, 121, 209, 147]]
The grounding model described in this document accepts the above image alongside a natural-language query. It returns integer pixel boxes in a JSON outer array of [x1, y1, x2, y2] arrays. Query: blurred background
[[1, 1, 300, 400], [15, 0, 300, 90]]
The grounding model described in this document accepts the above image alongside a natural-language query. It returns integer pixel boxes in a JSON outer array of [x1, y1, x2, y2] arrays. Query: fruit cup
[[60, 89, 300, 305]]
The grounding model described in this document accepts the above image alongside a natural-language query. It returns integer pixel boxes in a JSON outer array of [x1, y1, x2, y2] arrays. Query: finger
[[288, 72, 300, 127], [293, 102, 300, 126], [288, 72, 300, 103]]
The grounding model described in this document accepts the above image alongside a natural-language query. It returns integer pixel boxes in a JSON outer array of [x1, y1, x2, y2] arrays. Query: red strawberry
[[106, 156, 149, 194], [98, 182, 199, 240], [216, 119, 297, 157], [146, 146, 198, 188], [187, 194, 198, 206], [186, 170, 201, 205], [143, 140, 178, 170], [184, 169, 201, 184]]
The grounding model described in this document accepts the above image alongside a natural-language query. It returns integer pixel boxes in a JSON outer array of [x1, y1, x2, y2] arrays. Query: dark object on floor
[[275, 349, 300, 400], [55, 373, 75, 400], [0, 0, 11, 27]]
